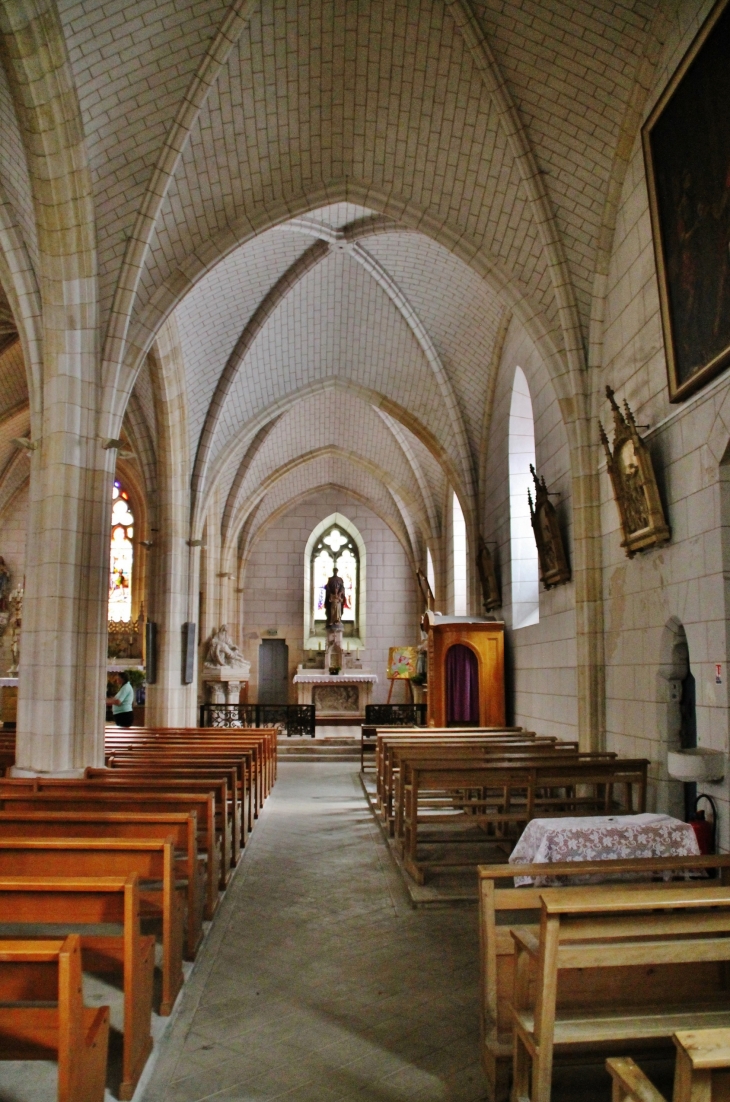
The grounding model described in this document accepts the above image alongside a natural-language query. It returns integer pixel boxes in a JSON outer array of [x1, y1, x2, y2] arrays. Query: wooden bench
[[81, 768, 243, 862], [0, 935, 109, 1102], [379, 736, 558, 830], [0, 809, 204, 959], [105, 736, 266, 825], [477, 855, 730, 1102], [109, 727, 278, 805], [0, 790, 221, 920], [512, 884, 730, 1102], [607, 1027, 730, 1102], [0, 838, 183, 1015], [399, 757, 649, 881], [0, 875, 154, 1100], [100, 753, 255, 838], [390, 745, 616, 839], [28, 777, 237, 882]]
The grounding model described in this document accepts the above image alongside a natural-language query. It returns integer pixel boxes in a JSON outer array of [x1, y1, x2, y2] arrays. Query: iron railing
[[199, 703, 315, 737], [364, 703, 427, 727]]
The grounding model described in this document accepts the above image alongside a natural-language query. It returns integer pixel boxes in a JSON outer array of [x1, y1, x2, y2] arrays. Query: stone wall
[[239, 488, 421, 704], [482, 318, 577, 741]]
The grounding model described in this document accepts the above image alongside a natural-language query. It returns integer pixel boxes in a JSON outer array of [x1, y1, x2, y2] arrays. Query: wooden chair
[[511, 885, 730, 1102], [607, 1027, 730, 1101], [477, 856, 730, 1102], [0, 935, 109, 1102], [0, 875, 153, 1100]]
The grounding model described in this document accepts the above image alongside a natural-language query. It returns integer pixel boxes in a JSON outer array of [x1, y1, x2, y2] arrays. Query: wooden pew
[[376, 732, 549, 823], [477, 855, 730, 1102], [0, 838, 183, 1015], [84, 766, 245, 858], [399, 757, 649, 883], [0, 935, 109, 1102], [512, 884, 730, 1102], [109, 727, 278, 804], [27, 777, 237, 881], [607, 1027, 730, 1102], [0, 810, 204, 959], [375, 728, 537, 809], [389, 744, 614, 838], [100, 751, 255, 839], [106, 735, 266, 823], [0, 791, 221, 920], [0, 875, 153, 1101]]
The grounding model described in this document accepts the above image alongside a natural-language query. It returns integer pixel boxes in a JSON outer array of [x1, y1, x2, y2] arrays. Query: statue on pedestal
[[202, 625, 250, 707], [204, 624, 248, 670], [323, 569, 347, 627]]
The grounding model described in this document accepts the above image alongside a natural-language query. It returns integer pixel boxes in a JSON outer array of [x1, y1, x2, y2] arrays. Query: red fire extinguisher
[[689, 794, 717, 855]]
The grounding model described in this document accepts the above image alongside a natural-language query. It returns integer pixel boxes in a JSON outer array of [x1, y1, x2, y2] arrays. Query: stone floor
[[141, 761, 488, 1102]]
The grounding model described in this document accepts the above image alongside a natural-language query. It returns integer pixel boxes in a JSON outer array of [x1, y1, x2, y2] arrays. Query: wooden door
[[258, 640, 289, 704]]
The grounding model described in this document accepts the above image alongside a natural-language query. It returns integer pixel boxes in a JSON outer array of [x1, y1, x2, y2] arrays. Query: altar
[[293, 669, 378, 717]]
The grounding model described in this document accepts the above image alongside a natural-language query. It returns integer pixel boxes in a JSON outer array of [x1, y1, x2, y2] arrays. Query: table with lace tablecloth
[[508, 813, 701, 886]]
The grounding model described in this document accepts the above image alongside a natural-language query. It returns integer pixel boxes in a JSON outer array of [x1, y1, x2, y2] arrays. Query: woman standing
[[106, 671, 135, 728]]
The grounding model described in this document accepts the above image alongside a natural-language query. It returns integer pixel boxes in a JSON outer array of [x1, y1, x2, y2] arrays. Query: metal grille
[[364, 704, 426, 727], [199, 704, 315, 736]]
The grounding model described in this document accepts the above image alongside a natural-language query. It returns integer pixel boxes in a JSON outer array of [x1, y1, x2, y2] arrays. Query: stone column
[[16, 426, 112, 772], [0, 0, 108, 771], [144, 327, 198, 727]]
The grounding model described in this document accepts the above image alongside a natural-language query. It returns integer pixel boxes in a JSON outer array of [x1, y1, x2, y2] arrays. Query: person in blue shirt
[[106, 671, 135, 728]]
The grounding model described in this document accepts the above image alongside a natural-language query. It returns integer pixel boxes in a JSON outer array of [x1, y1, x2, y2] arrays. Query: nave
[[141, 761, 485, 1102]]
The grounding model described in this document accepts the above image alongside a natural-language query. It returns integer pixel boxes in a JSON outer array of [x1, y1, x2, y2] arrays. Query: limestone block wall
[[240, 489, 421, 704], [482, 318, 577, 741], [598, 2, 730, 837]]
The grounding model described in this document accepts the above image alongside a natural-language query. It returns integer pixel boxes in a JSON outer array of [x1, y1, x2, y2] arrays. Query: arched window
[[109, 480, 134, 622], [426, 547, 436, 598], [452, 491, 467, 616], [509, 367, 539, 628], [306, 519, 363, 648]]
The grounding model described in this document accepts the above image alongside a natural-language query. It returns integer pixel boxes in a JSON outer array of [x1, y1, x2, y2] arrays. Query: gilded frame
[[642, 0, 730, 402]]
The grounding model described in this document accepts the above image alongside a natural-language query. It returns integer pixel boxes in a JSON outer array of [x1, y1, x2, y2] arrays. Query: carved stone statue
[[204, 624, 247, 669], [323, 569, 347, 627]]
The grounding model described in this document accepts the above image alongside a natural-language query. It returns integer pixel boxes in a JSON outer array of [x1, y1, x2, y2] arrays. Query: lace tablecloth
[[509, 813, 700, 886]]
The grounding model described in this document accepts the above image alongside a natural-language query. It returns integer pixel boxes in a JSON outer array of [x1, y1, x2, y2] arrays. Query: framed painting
[[387, 646, 418, 680], [642, 0, 730, 402]]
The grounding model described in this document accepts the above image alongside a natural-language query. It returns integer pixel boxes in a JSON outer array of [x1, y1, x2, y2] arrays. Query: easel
[[386, 676, 414, 704]]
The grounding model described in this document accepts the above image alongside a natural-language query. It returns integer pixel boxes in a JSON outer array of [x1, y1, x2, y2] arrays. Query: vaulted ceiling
[[0, 0, 675, 565]]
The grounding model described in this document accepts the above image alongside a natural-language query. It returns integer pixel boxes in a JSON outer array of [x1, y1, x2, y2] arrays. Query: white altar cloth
[[509, 813, 700, 886]]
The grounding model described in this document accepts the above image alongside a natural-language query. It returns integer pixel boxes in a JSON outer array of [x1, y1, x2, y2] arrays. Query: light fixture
[[12, 437, 38, 451]]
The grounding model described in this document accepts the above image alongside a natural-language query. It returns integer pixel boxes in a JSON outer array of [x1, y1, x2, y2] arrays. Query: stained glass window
[[109, 481, 134, 622], [311, 526, 358, 628]]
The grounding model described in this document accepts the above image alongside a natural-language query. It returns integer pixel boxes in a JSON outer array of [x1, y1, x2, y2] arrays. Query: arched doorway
[[446, 644, 479, 726]]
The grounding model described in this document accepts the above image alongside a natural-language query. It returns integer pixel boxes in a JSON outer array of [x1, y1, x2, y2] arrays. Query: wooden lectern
[[425, 616, 505, 727]]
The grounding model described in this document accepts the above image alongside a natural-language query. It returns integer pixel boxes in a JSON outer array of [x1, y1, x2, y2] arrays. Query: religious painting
[[476, 539, 501, 611], [642, 0, 730, 401], [527, 467, 571, 589], [387, 646, 418, 680], [599, 387, 671, 558]]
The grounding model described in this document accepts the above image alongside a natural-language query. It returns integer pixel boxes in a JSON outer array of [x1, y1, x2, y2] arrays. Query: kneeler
[[607, 1027, 730, 1102]]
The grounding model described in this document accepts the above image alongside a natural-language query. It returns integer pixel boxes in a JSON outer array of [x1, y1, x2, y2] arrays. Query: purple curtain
[[446, 644, 479, 725]]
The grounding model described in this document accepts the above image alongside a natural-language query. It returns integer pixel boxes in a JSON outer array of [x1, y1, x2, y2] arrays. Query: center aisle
[[142, 761, 486, 1102]]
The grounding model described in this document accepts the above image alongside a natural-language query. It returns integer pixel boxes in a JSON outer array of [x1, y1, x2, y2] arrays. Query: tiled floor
[[141, 761, 487, 1102]]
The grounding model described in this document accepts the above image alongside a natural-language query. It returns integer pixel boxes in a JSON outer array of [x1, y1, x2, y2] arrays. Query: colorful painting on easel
[[387, 646, 418, 680]]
